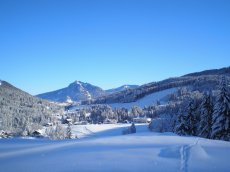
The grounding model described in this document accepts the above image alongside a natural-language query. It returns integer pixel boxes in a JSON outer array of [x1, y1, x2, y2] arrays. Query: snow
[[71, 123, 134, 138], [76, 81, 81, 85], [110, 88, 177, 109], [0, 81, 1, 86], [66, 96, 73, 103], [76, 81, 92, 100], [1, 124, 230, 172], [85, 90, 92, 100], [85, 112, 91, 117]]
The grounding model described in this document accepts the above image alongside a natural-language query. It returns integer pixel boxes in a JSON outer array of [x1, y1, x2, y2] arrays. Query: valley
[[1, 67, 230, 172]]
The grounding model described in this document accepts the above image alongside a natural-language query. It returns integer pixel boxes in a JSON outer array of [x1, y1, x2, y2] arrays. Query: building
[[133, 117, 151, 123]]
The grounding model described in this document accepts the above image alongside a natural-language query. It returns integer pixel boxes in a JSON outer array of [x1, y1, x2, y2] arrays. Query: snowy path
[[1, 124, 230, 172], [180, 138, 200, 172], [180, 145, 189, 172]]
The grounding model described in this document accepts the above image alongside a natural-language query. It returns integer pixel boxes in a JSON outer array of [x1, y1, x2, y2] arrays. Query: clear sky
[[0, 0, 230, 95]]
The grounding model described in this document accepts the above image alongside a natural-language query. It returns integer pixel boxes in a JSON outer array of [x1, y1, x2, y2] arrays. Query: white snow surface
[[71, 123, 132, 139], [0, 124, 230, 172], [66, 96, 73, 103], [109, 88, 177, 109], [0, 81, 2, 86]]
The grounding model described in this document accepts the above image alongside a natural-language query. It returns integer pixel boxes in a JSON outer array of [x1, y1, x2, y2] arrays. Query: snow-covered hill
[[106, 85, 139, 94], [88, 67, 230, 106], [37, 67, 230, 105], [1, 124, 230, 172], [109, 88, 177, 109], [37, 81, 106, 102], [37, 82, 139, 103], [0, 80, 63, 136]]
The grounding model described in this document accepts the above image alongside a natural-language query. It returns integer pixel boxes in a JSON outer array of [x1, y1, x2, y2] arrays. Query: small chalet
[[32, 130, 43, 138], [133, 117, 152, 123], [64, 118, 73, 124]]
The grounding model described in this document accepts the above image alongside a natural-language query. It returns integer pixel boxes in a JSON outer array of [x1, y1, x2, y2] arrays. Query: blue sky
[[0, 0, 230, 95]]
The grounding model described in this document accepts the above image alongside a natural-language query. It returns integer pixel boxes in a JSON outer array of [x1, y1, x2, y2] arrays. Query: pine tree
[[130, 123, 136, 133], [186, 101, 197, 136], [175, 112, 189, 135], [198, 93, 213, 138], [66, 123, 73, 139], [211, 78, 230, 141]]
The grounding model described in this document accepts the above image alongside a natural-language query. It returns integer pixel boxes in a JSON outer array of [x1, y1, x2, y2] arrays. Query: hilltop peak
[[37, 81, 106, 102]]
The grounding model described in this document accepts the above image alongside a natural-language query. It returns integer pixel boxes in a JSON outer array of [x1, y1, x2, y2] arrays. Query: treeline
[[65, 105, 141, 124]]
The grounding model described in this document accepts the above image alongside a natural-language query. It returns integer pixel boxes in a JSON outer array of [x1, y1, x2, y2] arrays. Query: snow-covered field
[[71, 123, 133, 139], [0, 124, 230, 172]]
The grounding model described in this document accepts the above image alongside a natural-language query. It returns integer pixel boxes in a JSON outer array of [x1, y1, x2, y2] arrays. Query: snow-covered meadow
[[0, 124, 230, 172]]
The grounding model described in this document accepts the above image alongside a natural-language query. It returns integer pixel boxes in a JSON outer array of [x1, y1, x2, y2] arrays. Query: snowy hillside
[[37, 81, 106, 102], [1, 124, 230, 172], [109, 88, 177, 109], [89, 68, 230, 106], [66, 88, 176, 111], [0, 80, 64, 136], [37, 67, 230, 104], [106, 85, 139, 94]]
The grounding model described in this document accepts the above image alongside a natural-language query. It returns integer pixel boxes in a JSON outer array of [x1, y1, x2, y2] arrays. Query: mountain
[[37, 81, 107, 102], [0, 80, 63, 135], [106, 85, 139, 94], [37, 66, 230, 106], [84, 67, 230, 106]]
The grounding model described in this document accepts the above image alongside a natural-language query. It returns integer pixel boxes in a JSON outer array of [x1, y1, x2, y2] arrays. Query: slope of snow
[[0, 124, 230, 172], [85, 90, 92, 100], [106, 85, 139, 94], [66, 96, 73, 103], [71, 123, 146, 139], [109, 88, 177, 109]]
